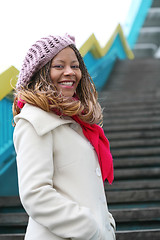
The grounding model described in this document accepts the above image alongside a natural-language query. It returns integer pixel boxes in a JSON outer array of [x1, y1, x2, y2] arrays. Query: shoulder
[[14, 104, 74, 136]]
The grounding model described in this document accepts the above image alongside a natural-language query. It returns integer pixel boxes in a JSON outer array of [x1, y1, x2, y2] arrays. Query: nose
[[64, 66, 75, 76]]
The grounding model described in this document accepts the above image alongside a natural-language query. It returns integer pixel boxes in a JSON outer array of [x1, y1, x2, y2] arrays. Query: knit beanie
[[16, 33, 76, 89]]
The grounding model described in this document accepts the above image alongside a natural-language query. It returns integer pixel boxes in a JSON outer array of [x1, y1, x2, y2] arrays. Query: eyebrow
[[52, 60, 79, 63]]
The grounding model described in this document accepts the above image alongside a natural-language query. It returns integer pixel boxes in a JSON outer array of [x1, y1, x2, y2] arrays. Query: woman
[[13, 33, 116, 240]]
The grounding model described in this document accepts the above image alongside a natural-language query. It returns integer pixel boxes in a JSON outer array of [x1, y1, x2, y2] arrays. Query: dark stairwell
[[100, 58, 160, 239], [100, 1, 160, 238]]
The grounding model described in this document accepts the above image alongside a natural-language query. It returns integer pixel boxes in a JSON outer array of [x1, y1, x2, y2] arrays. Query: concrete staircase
[[101, 58, 160, 239], [133, 0, 160, 58]]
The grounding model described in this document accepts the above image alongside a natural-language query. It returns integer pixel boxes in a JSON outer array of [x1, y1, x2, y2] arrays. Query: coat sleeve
[[13, 119, 102, 240], [108, 212, 116, 231]]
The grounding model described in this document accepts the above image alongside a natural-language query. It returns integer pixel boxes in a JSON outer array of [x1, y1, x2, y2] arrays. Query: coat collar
[[14, 104, 74, 136]]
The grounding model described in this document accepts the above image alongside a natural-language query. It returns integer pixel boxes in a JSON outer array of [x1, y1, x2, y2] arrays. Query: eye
[[51, 65, 63, 69], [71, 65, 79, 69]]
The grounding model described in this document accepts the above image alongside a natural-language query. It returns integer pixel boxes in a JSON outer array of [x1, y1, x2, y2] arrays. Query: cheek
[[50, 70, 53, 80], [50, 71, 57, 84]]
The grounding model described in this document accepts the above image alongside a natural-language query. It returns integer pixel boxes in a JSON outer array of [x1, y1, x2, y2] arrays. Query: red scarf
[[72, 115, 114, 184]]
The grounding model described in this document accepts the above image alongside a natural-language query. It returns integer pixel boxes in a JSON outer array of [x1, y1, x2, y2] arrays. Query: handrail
[[0, 66, 19, 101], [79, 24, 134, 59]]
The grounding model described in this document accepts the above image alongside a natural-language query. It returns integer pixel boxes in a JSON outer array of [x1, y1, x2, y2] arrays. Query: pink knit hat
[[16, 33, 76, 89]]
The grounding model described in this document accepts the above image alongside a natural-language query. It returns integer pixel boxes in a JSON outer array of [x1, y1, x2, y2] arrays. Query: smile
[[59, 81, 75, 86]]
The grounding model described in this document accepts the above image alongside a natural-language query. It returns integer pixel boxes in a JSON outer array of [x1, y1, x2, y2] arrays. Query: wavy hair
[[13, 44, 103, 125]]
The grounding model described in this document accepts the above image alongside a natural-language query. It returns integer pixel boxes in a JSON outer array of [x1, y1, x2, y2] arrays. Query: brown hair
[[13, 45, 103, 125]]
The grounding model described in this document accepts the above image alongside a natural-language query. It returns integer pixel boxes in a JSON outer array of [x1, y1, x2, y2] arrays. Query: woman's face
[[50, 47, 82, 97]]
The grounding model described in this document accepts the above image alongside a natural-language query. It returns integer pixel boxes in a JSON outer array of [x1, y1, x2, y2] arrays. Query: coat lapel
[[14, 104, 74, 136]]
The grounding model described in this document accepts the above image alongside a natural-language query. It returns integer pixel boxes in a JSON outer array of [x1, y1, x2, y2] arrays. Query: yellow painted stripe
[[0, 66, 19, 101], [79, 24, 134, 59]]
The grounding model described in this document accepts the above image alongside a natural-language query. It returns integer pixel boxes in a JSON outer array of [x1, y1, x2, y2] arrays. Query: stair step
[[110, 139, 160, 148], [105, 76, 160, 89], [100, 90, 160, 101], [0, 197, 21, 208], [100, 94, 160, 103], [104, 113, 160, 122], [104, 116, 160, 125], [114, 167, 160, 180], [101, 59, 160, 74], [113, 156, 160, 168], [116, 229, 160, 240], [111, 207, 160, 222], [103, 101, 160, 111], [101, 94, 160, 104], [104, 110, 160, 118], [143, 8, 160, 27], [104, 123, 160, 132], [106, 130, 160, 141], [0, 234, 24, 240], [104, 116, 160, 123], [103, 105, 160, 114], [136, 27, 160, 46], [111, 146, 160, 158], [0, 213, 28, 226], [105, 179, 160, 191], [107, 189, 160, 204], [152, 0, 160, 8], [133, 44, 157, 58]]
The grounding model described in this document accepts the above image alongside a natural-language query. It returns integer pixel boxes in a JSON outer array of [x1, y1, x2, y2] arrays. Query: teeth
[[60, 82, 73, 86]]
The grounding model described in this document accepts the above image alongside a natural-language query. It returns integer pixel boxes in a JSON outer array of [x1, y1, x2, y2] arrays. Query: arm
[[14, 119, 101, 240]]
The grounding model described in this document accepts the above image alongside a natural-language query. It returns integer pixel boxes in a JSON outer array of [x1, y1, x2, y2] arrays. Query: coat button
[[96, 167, 101, 177]]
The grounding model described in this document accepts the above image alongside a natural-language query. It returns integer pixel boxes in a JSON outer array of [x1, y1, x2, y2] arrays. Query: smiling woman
[[12, 33, 115, 240]]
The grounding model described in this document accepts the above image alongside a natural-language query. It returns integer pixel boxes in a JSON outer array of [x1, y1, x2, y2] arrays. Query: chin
[[62, 91, 74, 98]]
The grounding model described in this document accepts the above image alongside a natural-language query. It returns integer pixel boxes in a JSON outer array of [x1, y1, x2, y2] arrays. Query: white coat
[[13, 103, 116, 240]]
